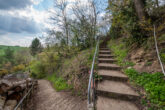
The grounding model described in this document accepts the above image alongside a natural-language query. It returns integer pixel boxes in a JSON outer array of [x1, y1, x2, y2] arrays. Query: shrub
[[12, 64, 25, 72], [30, 61, 46, 78], [47, 74, 72, 91], [0, 69, 8, 77], [30, 51, 61, 79]]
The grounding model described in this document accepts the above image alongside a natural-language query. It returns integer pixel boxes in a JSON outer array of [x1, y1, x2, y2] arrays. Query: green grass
[[108, 39, 131, 67], [145, 61, 153, 66], [158, 34, 165, 42], [160, 52, 165, 63], [47, 74, 72, 91]]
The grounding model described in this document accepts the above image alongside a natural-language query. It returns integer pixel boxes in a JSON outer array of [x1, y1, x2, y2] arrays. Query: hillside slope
[[0, 45, 27, 56], [108, 38, 165, 110]]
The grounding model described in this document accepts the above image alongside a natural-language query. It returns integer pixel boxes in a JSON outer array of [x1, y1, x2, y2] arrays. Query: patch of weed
[[95, 73, 102, 81], [47, 74, 72, 91], [108, 39, 128, 66], [160, 53, 165, 63], [158, 34, 165, 42], [145, 61, 152, 66], [125, 61, 135, 67]]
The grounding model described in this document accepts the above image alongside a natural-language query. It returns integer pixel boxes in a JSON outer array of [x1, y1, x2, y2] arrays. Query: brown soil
[[30, 80, 87, 110], [127, 47, 164, 73]]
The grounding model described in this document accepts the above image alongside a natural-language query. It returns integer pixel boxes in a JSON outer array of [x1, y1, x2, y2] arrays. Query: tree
[[30, 38, 42, 56], [48, 0, 101, 49], [72, 0, 99, 48], [51, 0, 69, 45], [155, 0, 159, 7], [14, 49, 32, 65], [133, 0, 147, 21], [4, 47, 14, 63]]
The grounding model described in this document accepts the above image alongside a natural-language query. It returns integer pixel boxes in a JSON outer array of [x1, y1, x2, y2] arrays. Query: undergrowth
[[160, 48, 165, 63], [125, 68, 165, 110], [108, 39, 134, 67], [46, 48, 94, 97], [47, 74, 72, 91]]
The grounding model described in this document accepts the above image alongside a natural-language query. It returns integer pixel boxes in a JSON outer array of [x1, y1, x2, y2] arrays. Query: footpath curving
[[33, 80, 87, 110]]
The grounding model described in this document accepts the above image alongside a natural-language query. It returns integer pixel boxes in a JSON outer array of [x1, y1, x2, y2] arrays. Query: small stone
[[127, 67, 132, 69]]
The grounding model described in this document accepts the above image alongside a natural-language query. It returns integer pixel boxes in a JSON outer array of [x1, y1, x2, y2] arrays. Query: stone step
[[98, 58, 116, 63], [97, 96, 139, 110], [98, 70, 128, 81], [99, 54, 114, 58], [100, 46, 107, 48], [97, 80, 140, 101], [160, 42, 165, 47], [99, 48, 109, 51], [99, 51, 111, 54], [98, 63, 121, 70], [99, 50, 110, 52]]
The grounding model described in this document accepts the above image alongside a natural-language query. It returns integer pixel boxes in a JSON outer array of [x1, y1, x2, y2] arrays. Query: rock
[[127, 67, 132, 69]]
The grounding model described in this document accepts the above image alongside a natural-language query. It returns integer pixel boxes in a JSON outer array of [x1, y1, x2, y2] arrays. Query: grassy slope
[[0, 45, 27, 56], [108, 38, 165, 110], [46, 49, 94, 97]]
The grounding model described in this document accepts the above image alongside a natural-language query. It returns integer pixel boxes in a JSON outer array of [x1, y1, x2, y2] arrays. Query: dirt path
[[32, 80, 87, 110]]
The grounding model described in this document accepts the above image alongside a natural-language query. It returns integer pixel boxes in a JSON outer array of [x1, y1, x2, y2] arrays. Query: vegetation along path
[[32, 80, 87, 110], [96, 42, 140, 110]]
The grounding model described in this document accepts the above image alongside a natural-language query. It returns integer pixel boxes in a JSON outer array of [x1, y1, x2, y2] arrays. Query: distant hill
[[0, 45, 28, 56]]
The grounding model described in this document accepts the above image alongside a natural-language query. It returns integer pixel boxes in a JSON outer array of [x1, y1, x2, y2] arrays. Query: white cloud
[[0, 0, 51, 46], [31, 0, 44, 5], [0, 35, 34, 47], [0, 4, 54, 38]]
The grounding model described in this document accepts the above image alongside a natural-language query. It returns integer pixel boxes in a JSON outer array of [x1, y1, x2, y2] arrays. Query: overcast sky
[[0, 0, 108, 47], [0, 0, 53, 47]]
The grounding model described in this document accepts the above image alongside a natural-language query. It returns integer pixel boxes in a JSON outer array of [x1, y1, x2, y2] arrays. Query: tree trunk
[[155, 0, 159, 7], [0, 78, 32, 94], [133, 0, 146, 21]]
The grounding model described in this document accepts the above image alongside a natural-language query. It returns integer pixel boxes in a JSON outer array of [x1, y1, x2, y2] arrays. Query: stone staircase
[[96, 45, 140, 110]]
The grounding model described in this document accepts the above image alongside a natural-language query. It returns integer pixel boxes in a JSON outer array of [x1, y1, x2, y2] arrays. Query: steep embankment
[[32, 80, 87, 110]]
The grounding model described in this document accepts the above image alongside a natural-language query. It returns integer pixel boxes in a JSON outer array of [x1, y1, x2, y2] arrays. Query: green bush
[[12, 64, 25, 72], [29, 51, 61, 79], [0, 69, 8, 77], [30, 61, 46, 78]]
